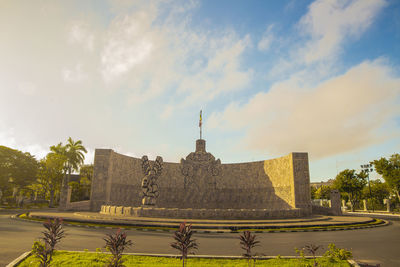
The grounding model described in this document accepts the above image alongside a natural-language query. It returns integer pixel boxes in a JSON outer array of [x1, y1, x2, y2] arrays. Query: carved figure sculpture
[[180, 140, 221, 207], [141, 155, 163, 206]]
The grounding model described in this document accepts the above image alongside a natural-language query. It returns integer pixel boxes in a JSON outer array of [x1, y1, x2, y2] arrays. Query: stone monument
[[65, 112, 315, 219]]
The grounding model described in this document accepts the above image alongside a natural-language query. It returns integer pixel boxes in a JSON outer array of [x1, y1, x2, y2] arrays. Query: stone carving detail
[[140, 155, 163, 206], [180, 140, 222, 208], [181, 152, 221, 189]]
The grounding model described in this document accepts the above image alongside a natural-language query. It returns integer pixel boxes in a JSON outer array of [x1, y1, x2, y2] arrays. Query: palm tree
[[50, 138, 87, 208], [65, 137, 87, 180]]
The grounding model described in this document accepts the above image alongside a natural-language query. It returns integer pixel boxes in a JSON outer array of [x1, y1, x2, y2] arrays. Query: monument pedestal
[[100, 205, 307, 219]]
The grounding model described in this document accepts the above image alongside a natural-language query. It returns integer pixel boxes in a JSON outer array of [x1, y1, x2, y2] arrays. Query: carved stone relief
[[140, 155, 163, 206], [180, 140, 221, 206]]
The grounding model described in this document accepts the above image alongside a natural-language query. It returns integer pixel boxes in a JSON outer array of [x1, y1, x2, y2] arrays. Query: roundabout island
[[43, 137, 388, 232], [17, 210, 387, 233]]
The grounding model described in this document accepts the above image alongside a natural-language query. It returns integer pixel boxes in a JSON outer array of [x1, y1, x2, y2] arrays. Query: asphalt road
[[1, 212, 399, 267]]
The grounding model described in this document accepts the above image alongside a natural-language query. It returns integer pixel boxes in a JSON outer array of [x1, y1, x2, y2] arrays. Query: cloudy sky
[[1, 0, 399, 182]]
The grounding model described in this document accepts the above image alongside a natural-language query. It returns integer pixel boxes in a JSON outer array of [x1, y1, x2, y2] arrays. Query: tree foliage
[[362, 179, 390, 207], [372, 153, 400, 200], [333, 169, 367, 211], [36, 153, 66, 207], [70, 164, 93, 202], [310, 186, 317, 199], [49, 138, 87, 206], [0, 146, 38, 203], [315, 185, 331, 200]]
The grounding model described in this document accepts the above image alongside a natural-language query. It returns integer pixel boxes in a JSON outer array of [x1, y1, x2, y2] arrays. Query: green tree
[[372, 154, 400, 201], [77, 164, 93, 201], [0, 146, 38, 204], [310, 186, 317, 199], [36, 154, 66, 207], [315, 185, 331, 200], [362, 180, 390, 209], [50, 138, 87, 207], [69, 164, 92, 202], [333, 169, 367, 211]]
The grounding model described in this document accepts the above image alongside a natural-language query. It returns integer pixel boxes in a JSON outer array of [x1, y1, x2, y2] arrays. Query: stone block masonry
[[89, 139, 312, 219]]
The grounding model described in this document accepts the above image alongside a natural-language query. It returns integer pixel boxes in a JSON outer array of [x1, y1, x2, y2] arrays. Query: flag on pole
[[199, 110, 202, 127]]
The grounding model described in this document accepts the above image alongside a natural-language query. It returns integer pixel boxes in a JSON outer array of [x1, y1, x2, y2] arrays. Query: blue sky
[[0, 0, 399, 182]]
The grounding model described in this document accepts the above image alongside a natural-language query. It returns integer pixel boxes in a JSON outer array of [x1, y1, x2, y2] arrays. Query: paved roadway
[[1, 212, 399, 267]]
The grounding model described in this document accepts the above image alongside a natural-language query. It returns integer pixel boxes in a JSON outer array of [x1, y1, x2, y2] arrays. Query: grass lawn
[[18, 251, 351, 266]]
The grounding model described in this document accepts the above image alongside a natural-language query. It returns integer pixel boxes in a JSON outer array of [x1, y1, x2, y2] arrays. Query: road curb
[[12, 213, 388, 234], [6, 251, 31, 267]]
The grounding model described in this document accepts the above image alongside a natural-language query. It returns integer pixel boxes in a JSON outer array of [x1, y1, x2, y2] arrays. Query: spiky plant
[[103, 229, 133, 267], [32, 217, 65, 267], [170, 222, 198, 267], [239, 231, 260, 267], [303, 244, 322, 266]]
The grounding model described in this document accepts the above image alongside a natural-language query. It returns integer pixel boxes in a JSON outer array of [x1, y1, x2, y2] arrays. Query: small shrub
[[32, 217, 65, 267], [303, 244, 322, 266], [295, 247, 305, 260], [170, 222, 198, 267], [42, 217, 66, 251], [324, 243, 353, 261], [239, 231, 260, 267], [103, 228, 133, 267], [32, 241, 51, 267]]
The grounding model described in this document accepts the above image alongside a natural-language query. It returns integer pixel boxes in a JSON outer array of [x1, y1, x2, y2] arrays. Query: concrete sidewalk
[[23, 211, 383, 231], [345, 211, 400, 221]]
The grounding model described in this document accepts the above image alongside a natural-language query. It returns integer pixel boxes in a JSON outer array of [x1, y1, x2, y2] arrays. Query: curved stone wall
[[90, 140, 311, 218]]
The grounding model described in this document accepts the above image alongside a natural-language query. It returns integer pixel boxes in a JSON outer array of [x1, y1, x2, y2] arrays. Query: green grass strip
[[18, 251, 351, 267]]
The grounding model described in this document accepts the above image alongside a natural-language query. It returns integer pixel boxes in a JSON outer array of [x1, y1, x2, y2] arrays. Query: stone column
[[341, 199, 347, 211], [67, 186, 72, 204], [363, 199, 368, 211], [384, 199, 391, 212], [58, 180, 68, 211], [330, 190, 342, 215]]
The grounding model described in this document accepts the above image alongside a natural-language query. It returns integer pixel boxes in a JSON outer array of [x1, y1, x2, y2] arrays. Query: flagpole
[[199, 110, 202, 140]]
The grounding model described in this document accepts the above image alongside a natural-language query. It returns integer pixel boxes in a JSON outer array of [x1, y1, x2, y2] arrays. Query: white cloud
[[100, 13, 155, 82], [209, 59, 400, 159], [1, 0, 396, 169], [258, 24, 275, 52], [62, 63, 87, 82], [298, 0, 386, 64], [160, 105, 174, 120], [0, 126, 49, 160], [17, 82, 37, 96], [68, 21, 95, 51], [97, 4, 253, 109], [175, 34, 253, 107]]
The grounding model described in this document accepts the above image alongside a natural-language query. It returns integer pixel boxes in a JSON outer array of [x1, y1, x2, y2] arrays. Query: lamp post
[[361, 164, 374, 212]]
